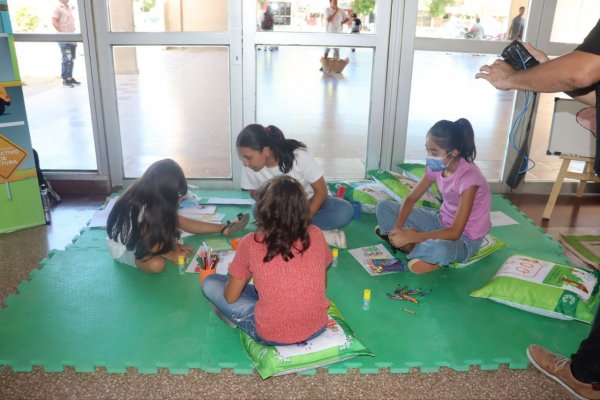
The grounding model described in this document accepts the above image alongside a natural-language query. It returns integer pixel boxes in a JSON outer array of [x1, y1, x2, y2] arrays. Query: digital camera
[[501, 40, 539, 70]]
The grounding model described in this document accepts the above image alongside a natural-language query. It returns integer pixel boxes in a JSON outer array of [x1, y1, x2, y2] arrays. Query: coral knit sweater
[[228, 225, 332, 344]]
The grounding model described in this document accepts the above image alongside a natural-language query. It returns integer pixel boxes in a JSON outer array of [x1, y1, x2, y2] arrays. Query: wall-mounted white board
[[548, 98, 596, 158]]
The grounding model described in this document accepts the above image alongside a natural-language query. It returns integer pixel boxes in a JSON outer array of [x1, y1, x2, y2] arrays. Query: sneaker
[[67, 77, 81, 85], [210, 304, 237, 329], [374, 226, 400, 254], [374, 226, 390, 243], [322, 229, 347, 249], [527, 345, 600, 400], [62, 79, 74, 87]]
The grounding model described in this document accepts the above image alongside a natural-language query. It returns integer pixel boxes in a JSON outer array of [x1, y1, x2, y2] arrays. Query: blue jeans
[[59, 43, 76, 80], [202, 274, 326, 345], [311, 196, 353, 231], [375, 200, 483, 266], [251, 196, 352, 231], [324, 48, 340, 58]]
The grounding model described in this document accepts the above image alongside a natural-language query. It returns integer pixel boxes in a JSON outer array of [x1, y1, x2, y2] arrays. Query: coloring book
[[348, 244, 402, 276]]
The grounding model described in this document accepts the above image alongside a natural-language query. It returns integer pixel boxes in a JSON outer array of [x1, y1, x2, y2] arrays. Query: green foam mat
[[0, 193, 595, 374]]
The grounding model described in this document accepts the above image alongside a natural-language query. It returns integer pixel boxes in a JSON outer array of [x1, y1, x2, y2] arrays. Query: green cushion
[[449, 234, 506, 269], [240, 302, 373, 379], [368, 169, 441, 210], [327, 180, 394, 213], [471, 255, 600, 323]]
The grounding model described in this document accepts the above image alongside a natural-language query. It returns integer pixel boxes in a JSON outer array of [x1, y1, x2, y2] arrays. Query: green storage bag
[[327, 180, 394, 213], [449, 234, 506, 268], [240, 302, 373, 379], [471, 255, 599, 323], [368, 170, 441, 210], [398, 163, 441, 199]]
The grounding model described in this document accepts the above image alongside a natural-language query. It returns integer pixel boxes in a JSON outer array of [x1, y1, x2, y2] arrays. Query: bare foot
[[407, 259, 440, 274]]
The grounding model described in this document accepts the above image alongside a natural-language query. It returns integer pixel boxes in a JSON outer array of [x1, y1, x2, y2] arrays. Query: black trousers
[[571, 306, 600, 383]]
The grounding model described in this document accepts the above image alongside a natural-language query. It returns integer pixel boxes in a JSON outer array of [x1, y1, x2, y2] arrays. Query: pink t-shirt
[[228, 225, 332, 344], [425, 158, 491, 240]]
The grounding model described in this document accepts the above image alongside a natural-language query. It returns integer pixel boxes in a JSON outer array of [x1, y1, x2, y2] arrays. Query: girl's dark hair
[[236, 124, 306, 173], [107, 159, 187, 260], [253, 175, 311, 262], [427, 118, 477, 162]]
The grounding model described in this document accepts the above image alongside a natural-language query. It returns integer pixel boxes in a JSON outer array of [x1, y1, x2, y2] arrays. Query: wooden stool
[[543, 155, 600, 219]]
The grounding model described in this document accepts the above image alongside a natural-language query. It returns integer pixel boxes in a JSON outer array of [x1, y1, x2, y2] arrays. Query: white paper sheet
[[275, 320, 348, 358], [88, 197, 118, 228], [490, 211, 519, 227], [178, 205, 217, 215], [204, 197, 255, 205], [178, 210, 224, 223]]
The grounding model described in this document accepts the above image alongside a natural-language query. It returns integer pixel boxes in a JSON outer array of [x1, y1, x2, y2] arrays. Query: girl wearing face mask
[[374, 118, 491, 274]]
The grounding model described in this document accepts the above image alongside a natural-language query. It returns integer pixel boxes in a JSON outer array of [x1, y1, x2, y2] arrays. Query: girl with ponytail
[[374, 118, 491, 274], [236, 124, 353, 231]]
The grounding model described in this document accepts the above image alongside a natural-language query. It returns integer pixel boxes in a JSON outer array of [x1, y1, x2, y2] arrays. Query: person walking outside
[[52, 0, 80, 87], [508, 6, 526, 41]]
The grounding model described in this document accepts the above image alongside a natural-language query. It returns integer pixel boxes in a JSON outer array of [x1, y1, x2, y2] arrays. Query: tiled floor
[[20, 46, 576, 182]]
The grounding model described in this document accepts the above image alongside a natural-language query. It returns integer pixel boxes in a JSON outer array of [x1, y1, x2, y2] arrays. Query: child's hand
[[176, 243, 194, 255], [389, 228, 417, 248], [164, 245, 193, 264]]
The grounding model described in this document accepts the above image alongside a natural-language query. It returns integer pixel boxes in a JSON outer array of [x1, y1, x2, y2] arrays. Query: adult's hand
[[476, 42, 550, 90], [524, 42, 550, 64], [475, 59, 516, 90]]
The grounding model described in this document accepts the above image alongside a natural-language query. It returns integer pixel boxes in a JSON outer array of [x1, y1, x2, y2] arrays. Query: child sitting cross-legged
[[375, 118, 491, 274], [202, 175, 332, 345]]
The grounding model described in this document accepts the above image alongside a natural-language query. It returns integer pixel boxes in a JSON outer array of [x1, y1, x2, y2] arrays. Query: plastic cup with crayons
[[197, 242, 219, 284], [199, 267, 216, 284]]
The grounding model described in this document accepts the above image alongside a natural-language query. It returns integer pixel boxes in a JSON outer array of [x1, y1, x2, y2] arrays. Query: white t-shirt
[[106, 236, 127, 258], [325, 7, 348, 33], [106, 205, 144, 260], [241, 149, 323, 199]]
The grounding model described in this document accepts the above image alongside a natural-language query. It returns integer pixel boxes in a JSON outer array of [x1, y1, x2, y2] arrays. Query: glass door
[[99, 0, 393, 186], [393, 0, 534, 183], [95, 0, 243, 187], [9, 0, 99, 172], [244, 0, 393, 180]]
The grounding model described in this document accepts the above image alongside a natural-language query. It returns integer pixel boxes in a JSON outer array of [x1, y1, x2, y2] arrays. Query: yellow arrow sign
[[0, 135, 27, 179]]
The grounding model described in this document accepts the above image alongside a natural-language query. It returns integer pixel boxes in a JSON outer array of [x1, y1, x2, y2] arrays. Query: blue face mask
[[426, 153, 450, 171]]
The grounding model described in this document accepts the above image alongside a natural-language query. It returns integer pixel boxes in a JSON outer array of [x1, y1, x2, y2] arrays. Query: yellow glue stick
[[332, 248, 339, 267], [363, 289, 371, 310], [178, 255, 186, 275]]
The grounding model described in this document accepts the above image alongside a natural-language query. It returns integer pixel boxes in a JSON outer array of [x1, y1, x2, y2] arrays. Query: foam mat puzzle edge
[[0, 194, 596, 376]]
